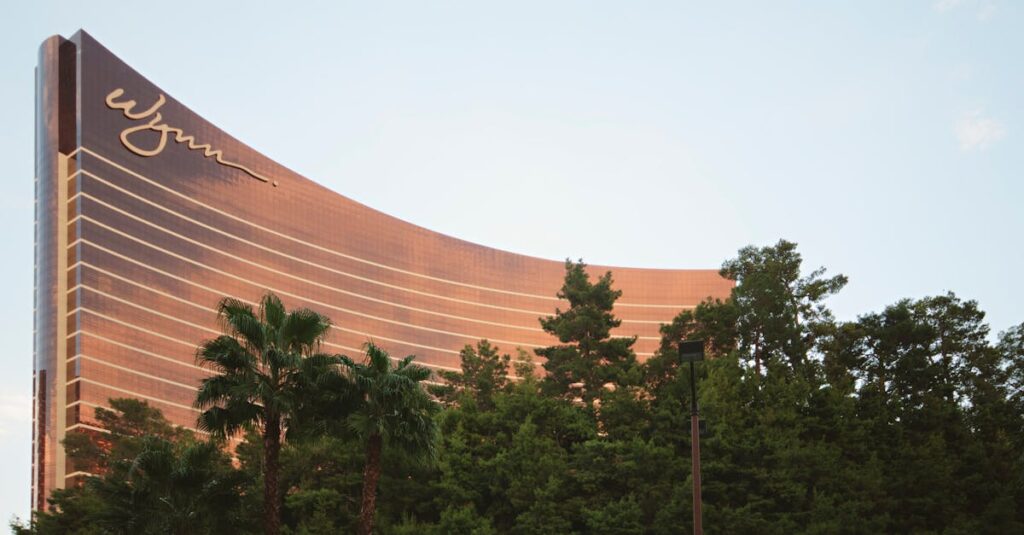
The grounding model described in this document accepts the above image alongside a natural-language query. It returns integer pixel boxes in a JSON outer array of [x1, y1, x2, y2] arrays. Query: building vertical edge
[[33, 35, 76, 512]]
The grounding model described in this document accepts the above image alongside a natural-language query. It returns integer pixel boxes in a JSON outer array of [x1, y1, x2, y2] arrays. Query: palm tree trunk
[[357, 433, 383, 535], [263, 415, 282, 535]]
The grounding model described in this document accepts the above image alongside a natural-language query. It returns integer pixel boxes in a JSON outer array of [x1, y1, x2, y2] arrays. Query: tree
[[87, 436, 247, 535], [582, 494, 644, 535], [20, 406, 248, 535], [194, 293, 342, 535], [720, 239, 846, 375], [433, 504, 498, 535], [64, 397, 189, 477], [814, 292, 1024, 533], [644, 241, 897, 533], [18, 244, 1023, 534], [439, 340, 511, 408], [346, 342, 440, 535], [1000, 322, 1024, 411], [277, 435, 363, 533], [537, 259, 639, 403]]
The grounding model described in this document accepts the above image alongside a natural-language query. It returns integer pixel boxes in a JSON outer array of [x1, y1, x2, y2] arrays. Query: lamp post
[[679, 339, 705, 535]]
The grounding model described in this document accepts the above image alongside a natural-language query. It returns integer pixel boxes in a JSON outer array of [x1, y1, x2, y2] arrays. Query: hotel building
[[33, 31, 732, 509]]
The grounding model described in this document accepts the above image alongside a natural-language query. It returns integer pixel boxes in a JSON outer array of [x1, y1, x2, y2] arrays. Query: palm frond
[[346, 340, 441, 458], [217, 298, 266, 351], [335, 353, 357, 369], [300, 353, 344, 380], [195, 375, 244, 409], [196, 401, 260, 438], [199, 293, 356, 452], [260, 293, 287, 332], [195, 336, 254, 373], [279, 308, 331, 352], [397, 360, 432, 383], [266, 347, 302, 374], [364, 341, 392, 373]]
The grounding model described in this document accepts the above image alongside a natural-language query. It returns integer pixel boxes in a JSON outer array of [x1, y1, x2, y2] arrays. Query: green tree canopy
[[17, 243, 1024, 535], [438, 340, 511, 408], [721, 239, 847, 374], [537, 259, 639, 403], [20, 400, 248, 535]]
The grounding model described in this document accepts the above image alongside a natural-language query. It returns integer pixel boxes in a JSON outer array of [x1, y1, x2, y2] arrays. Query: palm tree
[[195, 293, 341, 535], [347, 342, 440, 535]]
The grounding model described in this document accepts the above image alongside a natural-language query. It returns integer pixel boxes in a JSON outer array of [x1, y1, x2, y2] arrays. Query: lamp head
[[679, 339, 705, 363]]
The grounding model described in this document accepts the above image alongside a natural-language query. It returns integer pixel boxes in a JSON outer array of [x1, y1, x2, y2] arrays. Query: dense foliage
[[17, 399, 249, 535], [15, 241, 1024, 534]]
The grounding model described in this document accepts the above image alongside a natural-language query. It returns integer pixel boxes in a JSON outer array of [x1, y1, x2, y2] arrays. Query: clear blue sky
[[1, 0, 1020, 521]]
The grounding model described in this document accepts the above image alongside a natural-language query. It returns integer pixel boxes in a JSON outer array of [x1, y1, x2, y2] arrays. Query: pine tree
[[439, 340, 511, 408], [537, 259, 639, 404], [720, 239, 846, 375]]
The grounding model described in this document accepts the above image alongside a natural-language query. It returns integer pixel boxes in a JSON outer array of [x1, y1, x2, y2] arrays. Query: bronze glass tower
[[32, 30, 733, 509]]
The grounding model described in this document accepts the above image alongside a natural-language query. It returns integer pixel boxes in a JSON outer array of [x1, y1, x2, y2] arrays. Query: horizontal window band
[[71, 151, 563, 302], [67, 399, 218, 438], [71, 328, 513, 390], [72, 258, 663, 364], [71, 184, 671, 329], [73, 146, 709, 309], [69, 181, 552, 318], [72, 219, 549, 348], [73, 289, 474, 361], [74, 183, 688, 327], [71, 239, 655, 355], [65, 423, 108, 434], [69, 330, 215, 375], [65, 329, 463, 391], [70, 206, 563, 340], [70, 277, 657, 359], [66, 346, 444, 416], [69, 308, 469, 372], [66, 376, 197, 412], [70, 354, 200, 391], [75, 263, 644, 353], [69, 231, 661, 349], [70, 173, 690, 322]]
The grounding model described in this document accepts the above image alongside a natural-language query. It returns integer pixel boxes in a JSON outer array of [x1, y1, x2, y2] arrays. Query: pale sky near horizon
[[1, 0, 1020, 522]]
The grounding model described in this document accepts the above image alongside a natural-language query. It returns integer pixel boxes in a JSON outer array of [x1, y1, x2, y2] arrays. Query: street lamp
[[679, 339, 705, 535]]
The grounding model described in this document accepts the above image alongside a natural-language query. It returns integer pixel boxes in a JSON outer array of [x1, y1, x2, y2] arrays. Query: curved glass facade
[[33, 30, 733, 509]]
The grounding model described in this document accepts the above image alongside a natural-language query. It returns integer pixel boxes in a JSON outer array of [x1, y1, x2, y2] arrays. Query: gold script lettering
[[105, 88, 275, 185]]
